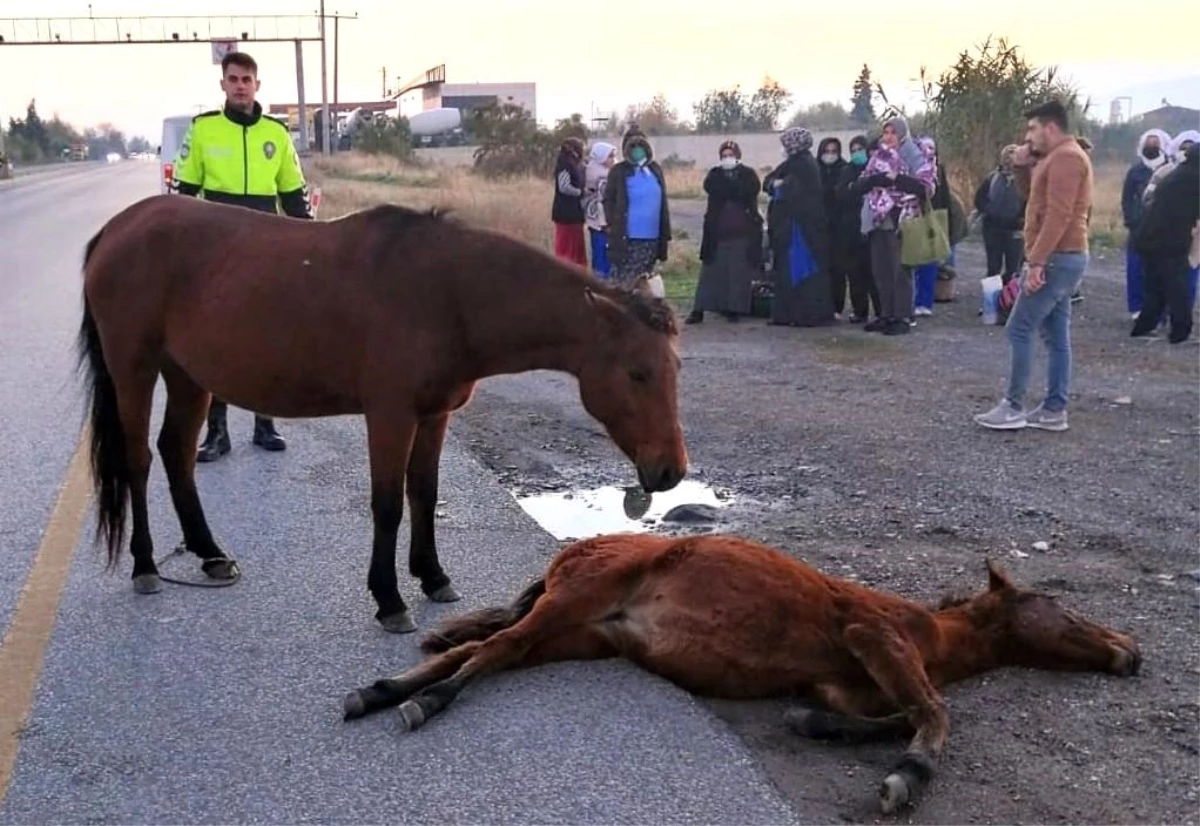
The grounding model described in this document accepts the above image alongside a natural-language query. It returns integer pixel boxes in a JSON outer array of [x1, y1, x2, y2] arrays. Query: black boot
[[252, 416, 286, 451], [685, 309, 704, 324], [197, 400, 231, 463]]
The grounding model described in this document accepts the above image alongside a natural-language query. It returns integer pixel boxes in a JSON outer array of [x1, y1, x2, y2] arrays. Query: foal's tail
[[77, 228, 128, 569], [419, 577, 547, 654]]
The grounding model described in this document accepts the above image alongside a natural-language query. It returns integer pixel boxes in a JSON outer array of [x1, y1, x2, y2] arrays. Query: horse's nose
[[639, 462, 684, 493]]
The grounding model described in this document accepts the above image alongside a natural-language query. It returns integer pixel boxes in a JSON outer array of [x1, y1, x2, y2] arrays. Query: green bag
[[901, 201, 951, 268]]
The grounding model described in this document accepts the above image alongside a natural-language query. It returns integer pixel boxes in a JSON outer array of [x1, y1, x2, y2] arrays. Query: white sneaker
[[974, 400, 1027, 430], [1026, 405, 1068, 432], [914, 306, 934, 317]]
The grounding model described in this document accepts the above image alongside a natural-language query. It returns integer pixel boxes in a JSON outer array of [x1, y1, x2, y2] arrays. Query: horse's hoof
[[380, 611, 417, 634], [132, 573, 162, 595], [343, 690, 367, 720], [398, 700, 426, 731], [427, 584, 462, 603], [202, 557, 240, 581], [879, 773, 910, 814]]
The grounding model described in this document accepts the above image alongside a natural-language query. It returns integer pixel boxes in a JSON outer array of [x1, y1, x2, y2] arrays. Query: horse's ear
[[583, 286, 626, 328], [986, 558, 1014, 592]]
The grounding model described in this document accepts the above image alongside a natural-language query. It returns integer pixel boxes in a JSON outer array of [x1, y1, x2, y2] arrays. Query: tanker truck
[[409, 107, 466, 148]]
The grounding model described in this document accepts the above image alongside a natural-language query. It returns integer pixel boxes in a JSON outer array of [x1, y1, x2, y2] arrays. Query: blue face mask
[[850, 149, 868, 166], [629, 146, 647, 165]]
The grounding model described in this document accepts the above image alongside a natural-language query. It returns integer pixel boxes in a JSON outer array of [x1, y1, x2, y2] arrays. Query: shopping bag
[[901, 204, 951, 268], [980, 274, 1003, 325], [788, 222, 818, 286], [645, 273, 666, 299]]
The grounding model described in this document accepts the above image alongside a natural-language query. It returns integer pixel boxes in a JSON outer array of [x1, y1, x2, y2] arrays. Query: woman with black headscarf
[[762, 127, 833, 327], [551, 137, 588, 267], [687, 140, 763, 324], [817, 136, 848, 317]]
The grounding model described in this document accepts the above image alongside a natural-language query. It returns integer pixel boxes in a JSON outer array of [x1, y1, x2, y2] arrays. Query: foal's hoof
[[398, 700, 426, 731], [379, 611, 417, 634], [201, 557, 241, 581], [880, 773, 912, 814], [132, 573, 162, 595], [343, 690, 367, 721], [427, 584, 462, 603]]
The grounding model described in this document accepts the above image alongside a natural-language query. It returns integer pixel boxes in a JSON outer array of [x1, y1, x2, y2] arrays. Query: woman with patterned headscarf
[[761, 126, 833, 326], [852, 115, 936, 335], [687, 140, 763, 323], [551, 137, 588, 267]]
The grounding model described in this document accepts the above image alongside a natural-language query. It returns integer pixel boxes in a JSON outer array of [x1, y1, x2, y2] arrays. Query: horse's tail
[[77, 228, 128, 569], [418, 576, 547, 654]]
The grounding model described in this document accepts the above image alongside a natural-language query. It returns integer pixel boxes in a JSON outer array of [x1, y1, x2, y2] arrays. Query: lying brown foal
[[343, 533, 1140, 814]]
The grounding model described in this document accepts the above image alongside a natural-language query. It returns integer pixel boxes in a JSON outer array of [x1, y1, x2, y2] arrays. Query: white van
[[158, 114, 194, 194]]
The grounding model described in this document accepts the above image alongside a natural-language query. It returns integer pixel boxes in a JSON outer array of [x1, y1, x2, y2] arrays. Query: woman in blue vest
[[602, 126, 672, 290]]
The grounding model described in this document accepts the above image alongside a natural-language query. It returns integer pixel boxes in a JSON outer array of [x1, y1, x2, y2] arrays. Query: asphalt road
[[0, 164, 798, 825]]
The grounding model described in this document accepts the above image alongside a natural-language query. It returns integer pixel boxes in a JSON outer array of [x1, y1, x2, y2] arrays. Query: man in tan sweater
[[975, 100, 1094, 432]]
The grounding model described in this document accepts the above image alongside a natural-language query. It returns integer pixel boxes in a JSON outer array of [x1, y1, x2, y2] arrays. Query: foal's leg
[[343, 641, 483, 720], [394, 599, 606, 731], [842, 623, 950, 815], [406, 414, 460, 603], [365, 411, 418, 633], [786, 682, 914, 743], [157, 359, 237, 579], [114, 367, 161, 594]]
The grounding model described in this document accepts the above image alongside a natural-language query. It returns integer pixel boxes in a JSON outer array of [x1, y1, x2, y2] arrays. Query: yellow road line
[[0, 433, 90, 806]]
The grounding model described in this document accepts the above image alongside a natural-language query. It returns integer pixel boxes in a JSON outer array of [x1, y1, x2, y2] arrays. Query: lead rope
[[152, 542, 242, 588]]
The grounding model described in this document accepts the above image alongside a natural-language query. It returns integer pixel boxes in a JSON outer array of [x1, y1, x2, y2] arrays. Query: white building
[[398, 81, 537, 121]]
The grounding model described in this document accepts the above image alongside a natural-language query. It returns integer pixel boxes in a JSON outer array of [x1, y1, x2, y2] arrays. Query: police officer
[[173, 50, 313, 462]]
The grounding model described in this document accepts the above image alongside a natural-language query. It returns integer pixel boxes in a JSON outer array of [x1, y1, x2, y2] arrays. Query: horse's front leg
[[365, 413, 418, 633], [406, 413, 460, 603], [842, 622, 950, 815]]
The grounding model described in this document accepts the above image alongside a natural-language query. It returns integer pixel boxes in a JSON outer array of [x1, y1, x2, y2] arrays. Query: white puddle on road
[[514, 480, 734, 541]]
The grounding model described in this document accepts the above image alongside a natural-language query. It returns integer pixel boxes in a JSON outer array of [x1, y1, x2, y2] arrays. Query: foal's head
[[577, 285, 687, 493], [954, 560, 1141, 678]]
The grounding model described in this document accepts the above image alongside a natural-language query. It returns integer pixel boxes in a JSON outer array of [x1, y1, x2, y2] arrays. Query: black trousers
[[846, 242, 880, 318], [983, 223, 1025, 282], [1134, 252, 1192, 342]]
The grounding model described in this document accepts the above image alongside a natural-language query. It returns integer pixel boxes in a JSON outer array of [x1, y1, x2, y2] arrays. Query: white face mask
[[821, 153, 839, 165], [719, 156, 738, 170]]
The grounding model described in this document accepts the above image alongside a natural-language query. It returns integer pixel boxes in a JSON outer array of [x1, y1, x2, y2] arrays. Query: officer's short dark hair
[[221, 51, 258, 76], [1024, 100, 1069, 132]]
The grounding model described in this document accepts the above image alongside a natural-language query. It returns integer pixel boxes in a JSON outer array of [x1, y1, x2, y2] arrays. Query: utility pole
[[318, 0, 330, 155], [381, 66, 387, 98], [333, 12, 340, 145], [295, 39, 309, 151]]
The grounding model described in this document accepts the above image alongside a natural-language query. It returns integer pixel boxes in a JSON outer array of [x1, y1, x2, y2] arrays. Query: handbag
[[900, 198, 951, 268]]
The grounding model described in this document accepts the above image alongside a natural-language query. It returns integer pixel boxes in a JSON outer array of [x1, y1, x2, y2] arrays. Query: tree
[[623, 94, 681, 135], [693, 87, 746, 133], [553, 113, 589, 140], [919, 37, 1088, 199], [128, 135, 152, 154], [745, 77, 792, 131], [354, 115, 413, 160], [788, 101, 854, 130], [851, 65, 876, 126]]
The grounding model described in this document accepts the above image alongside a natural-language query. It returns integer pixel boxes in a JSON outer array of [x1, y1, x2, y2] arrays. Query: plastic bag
[[980, 275, 1003, 325]]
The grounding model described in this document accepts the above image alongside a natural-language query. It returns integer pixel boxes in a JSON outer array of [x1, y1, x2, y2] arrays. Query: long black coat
[[699, 164, 763, 266], [762, 151, 833, 326]]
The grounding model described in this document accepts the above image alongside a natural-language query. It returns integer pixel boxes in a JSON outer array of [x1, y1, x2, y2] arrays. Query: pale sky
[[2, 0, 1198, 142]]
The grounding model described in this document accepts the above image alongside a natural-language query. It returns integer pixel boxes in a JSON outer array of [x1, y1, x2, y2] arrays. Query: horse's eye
[[628, 368, 650, 383]]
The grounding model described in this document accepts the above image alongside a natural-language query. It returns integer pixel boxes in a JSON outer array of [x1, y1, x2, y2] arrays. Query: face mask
[[820, 153, 839, 165], [629, 147, 647, 165], [1141, 145, 1161, 160], [850, 150, 867, 166], [719, 156, 738, 170]]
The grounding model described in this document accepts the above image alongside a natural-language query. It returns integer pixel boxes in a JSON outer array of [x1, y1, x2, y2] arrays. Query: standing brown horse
[[342, 533, 1141, 814], [76, 195, 687, 633]]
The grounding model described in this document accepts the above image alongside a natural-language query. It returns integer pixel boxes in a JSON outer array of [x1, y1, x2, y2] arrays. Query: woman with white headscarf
[[582, 141, 617, 277], [1143, 130, 1200, 314], [762, 126, 833, 326], [1121, 128, 1172, 318]]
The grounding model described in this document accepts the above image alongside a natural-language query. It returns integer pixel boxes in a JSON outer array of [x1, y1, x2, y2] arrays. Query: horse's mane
[[354, 203, 678, 338]]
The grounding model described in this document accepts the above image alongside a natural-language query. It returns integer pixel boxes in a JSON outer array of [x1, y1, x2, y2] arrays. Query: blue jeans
[[1125, 244, 1145, 314], [1004, 251, 1088, 413], [913, 246, 955, 309], [589, 228, 611, 277]]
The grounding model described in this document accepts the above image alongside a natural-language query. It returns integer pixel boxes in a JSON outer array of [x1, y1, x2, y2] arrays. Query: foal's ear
[[985, 557, 1015, 592], [583, 287, 627, 326]]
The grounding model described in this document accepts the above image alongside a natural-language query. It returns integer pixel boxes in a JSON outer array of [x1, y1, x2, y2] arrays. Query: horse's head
[[969, 559, 1141, 678], [576, 285, 687, 493]]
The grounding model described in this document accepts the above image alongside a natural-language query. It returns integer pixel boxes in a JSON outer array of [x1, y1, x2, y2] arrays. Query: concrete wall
[[415, 129, 865, 170]]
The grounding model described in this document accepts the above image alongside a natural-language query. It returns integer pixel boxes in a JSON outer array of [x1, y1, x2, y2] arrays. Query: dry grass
[[1088, 161, 1125, 247]]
